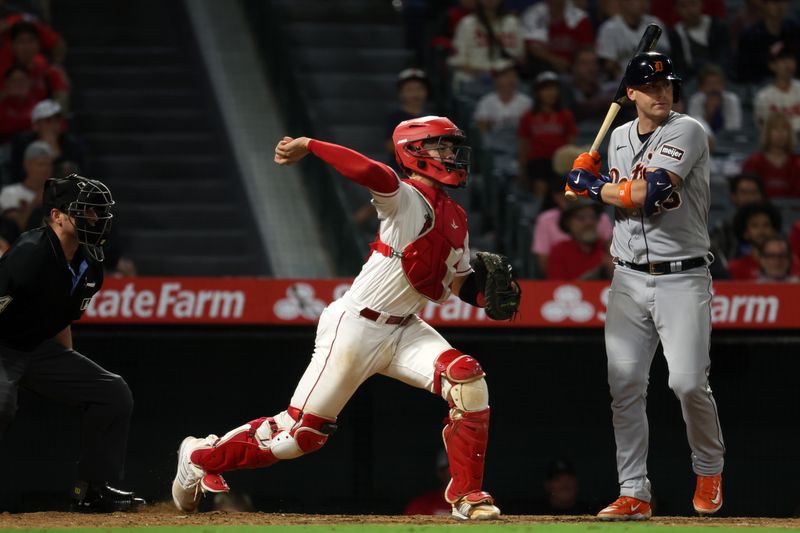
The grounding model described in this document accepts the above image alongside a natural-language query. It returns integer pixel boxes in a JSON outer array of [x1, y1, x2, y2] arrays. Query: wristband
[[618, 180, 636, 209]]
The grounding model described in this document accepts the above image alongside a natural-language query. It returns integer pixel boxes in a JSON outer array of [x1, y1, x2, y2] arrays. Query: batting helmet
[[624, 51, 682, 103], [44, 173, 114, 262], [392, 116, 471, 187]]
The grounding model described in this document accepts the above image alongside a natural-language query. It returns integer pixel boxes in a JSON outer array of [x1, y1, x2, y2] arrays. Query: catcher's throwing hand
[[472, 252, 521, 321], [274, 136, 311, 165]]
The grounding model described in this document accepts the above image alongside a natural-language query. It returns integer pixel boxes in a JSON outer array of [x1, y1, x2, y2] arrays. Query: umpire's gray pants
[[0, 339, 133, 486], [604, 266, 725, 502]]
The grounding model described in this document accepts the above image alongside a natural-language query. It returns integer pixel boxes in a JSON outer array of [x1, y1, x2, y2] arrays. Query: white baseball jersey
[[607, 111, 710, 264], [753, 79, 800, 137], [596, 15, 670, 74], [344, 180, 471, 317]]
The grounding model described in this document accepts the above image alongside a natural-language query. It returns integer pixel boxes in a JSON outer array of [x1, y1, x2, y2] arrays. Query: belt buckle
[[649, 263, 660, 276]]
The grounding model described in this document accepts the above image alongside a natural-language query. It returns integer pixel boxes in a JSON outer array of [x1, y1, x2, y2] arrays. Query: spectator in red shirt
[[756, 235, 800, 282], [517, 71, 576, 197], [403, 450, 451, 516], [0, 64, 36, 143], [0, 12, 66, 73], [742, 112, 800, 198], [3, 21, 69, 110], [546, 199, 611, 280], [521, 0, 594, 75], [727, 203, 782, 280]]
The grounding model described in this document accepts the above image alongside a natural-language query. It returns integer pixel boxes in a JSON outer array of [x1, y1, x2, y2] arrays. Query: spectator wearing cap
[[1, 21, 69, 110], [0, 139, 52, 233], [520, 0, 594, 76], [687, 64, 742, 134], [531, 144, 612, 276], [10, 98, 85, 182], [0, 63, 36, 144], [517, 71, 576, 197], [546, 199, 611, 280], [753, 42, 800, 141], [743, 112, 800, 198], [384, 68, 431, 159], [403, 449, 452, 516], [736, 1, 800, 84]]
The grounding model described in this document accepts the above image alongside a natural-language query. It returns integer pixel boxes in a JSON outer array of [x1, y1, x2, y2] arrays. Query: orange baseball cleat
[[597, 496, 652, 521], [693, 474, 723, 515]]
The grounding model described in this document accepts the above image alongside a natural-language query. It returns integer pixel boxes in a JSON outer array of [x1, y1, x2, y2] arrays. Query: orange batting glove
[[571, 150, 601, 176]]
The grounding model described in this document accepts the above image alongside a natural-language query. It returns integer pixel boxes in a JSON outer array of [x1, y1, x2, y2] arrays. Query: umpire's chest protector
[[399, 180, 468, 302]]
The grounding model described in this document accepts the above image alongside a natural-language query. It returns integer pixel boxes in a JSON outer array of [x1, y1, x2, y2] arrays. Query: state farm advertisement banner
[[79, 278, 800, 329]]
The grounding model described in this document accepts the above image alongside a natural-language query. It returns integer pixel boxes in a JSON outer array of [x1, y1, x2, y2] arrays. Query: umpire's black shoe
[[71, 482, 146, 512]]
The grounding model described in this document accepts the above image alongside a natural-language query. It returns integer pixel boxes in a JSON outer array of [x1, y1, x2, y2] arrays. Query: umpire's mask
[[43, 174, 115, 262]]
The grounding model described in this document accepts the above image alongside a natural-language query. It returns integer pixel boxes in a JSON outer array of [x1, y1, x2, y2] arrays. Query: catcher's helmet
[[43, 173, 114, 262], [624, 51, 682, 103], [392, 115, 471, 187]]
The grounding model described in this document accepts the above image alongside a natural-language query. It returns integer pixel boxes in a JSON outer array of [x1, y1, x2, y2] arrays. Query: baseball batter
[[171, 116, 520, 520], [565, 52, 725, 520]]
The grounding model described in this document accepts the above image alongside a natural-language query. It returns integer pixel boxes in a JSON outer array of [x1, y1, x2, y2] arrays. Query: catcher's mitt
[[472, 252, 521, 321]]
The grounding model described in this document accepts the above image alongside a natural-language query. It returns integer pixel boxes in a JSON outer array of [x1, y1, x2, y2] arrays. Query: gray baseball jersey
[[602, 111, 724, 504], [607, 111, 710, 263]]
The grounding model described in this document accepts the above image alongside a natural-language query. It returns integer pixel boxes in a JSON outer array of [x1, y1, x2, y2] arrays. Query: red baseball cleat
[[693, 474, 722, 515], [597, 496, 652, 521]]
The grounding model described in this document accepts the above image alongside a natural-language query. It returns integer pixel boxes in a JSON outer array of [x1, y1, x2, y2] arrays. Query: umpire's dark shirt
[[0, 225, 103, 351]]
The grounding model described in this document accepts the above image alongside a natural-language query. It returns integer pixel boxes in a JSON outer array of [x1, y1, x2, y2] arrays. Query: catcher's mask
[[43, 173, 114, 262], [393, 115, 471, 187]]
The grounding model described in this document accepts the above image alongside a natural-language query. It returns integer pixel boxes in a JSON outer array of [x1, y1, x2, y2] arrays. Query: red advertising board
[[78, 278, 800, 329]]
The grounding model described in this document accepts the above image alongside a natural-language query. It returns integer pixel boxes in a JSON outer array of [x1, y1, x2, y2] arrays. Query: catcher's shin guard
[[192, 409, 338, 474], [191, 417, 280, 474], [442, 407, 491, 502], [434, 349, 493, 504]]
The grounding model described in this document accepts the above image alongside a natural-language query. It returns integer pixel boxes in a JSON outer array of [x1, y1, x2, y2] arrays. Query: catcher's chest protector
[[373, 180, 468, 302]]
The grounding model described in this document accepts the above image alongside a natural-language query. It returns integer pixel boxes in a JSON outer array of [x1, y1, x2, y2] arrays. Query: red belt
[[359, 307, 413, 326]]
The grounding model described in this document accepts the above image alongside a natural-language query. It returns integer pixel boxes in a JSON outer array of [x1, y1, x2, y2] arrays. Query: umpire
[[0, 174, 143, 512]]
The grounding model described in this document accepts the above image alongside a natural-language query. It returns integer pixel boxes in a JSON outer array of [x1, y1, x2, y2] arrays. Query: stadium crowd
[[393, 0, 800, 282]]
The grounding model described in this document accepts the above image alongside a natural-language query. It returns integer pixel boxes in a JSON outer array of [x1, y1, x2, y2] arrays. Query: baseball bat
[[565, 23, 662, 200]]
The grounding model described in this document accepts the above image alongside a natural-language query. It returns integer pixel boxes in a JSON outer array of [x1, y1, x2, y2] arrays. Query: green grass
[[3, 525, 799, 533]]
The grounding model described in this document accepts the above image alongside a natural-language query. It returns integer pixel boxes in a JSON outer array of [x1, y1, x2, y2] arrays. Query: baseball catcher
[[172, 116, 521, 520]]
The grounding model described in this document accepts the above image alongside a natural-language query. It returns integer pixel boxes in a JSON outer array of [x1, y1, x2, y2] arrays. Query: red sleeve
[[308, 139, 398, 194], [575, 18, 594, 45]]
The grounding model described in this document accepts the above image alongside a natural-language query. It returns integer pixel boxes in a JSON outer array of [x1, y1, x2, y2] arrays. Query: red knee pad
[[442, 407, 490, 503], [191, 417, 279, 474], [433, 349, 486, 396], [290, 412, 338, 454]]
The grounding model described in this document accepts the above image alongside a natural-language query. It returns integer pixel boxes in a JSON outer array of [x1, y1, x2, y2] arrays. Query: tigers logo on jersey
[[0, 295, 11, 314]]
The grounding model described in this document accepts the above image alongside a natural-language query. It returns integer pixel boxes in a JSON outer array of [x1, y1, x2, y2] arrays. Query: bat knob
[[564, 190, 578, 201]]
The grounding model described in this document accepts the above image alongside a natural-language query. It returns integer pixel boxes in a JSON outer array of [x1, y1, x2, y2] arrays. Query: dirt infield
[[0, 503, 799, 529]]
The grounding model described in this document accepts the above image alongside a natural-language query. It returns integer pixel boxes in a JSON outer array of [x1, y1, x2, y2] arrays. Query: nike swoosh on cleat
[[710, 491, 721, 505], [631, 503, 641, 511]]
